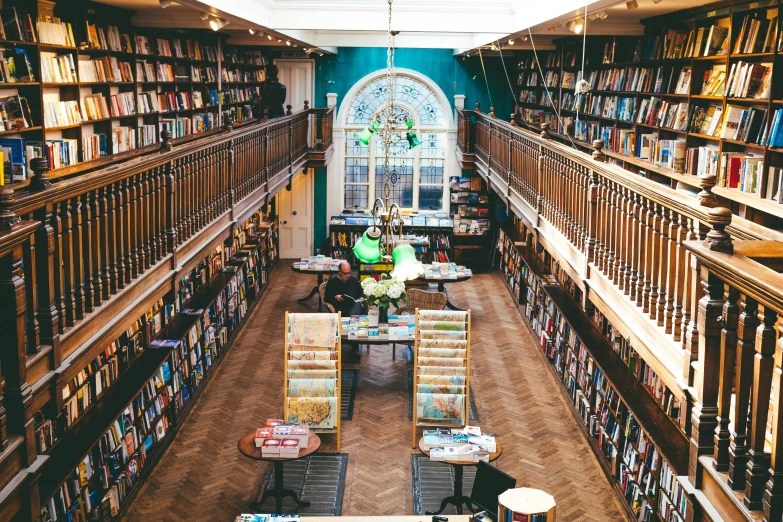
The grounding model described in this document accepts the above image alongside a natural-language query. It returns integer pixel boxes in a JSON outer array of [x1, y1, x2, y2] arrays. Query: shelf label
[[736, 0, 775, 13], [695, 6, 730, 19]]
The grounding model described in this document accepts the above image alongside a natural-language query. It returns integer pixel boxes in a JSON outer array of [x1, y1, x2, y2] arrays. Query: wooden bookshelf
[[513, 0, 783, 231], [0, 0, 272, 185]]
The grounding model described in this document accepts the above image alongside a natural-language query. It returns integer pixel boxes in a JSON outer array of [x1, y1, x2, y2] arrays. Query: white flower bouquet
[[361, 275, 407, 310]]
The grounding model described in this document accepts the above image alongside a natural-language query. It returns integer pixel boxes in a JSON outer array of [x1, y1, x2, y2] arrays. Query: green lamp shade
[[390, 242, 425, 281], [404, 116, 414, 130], [353, 227, 383, 263], [358, 119, 381, 145], [406, 131, 421, 149]]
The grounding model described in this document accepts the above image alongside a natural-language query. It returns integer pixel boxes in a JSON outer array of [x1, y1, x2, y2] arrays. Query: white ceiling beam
[[278, 30, 508, 49]]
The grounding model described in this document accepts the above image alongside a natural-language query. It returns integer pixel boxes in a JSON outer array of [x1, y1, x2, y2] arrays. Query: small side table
[[417, 437, 503, 515], [238, 431, 322, 514], [291, 263, 337, 303]]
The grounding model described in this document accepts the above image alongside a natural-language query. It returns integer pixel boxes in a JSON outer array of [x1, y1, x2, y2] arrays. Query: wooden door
[[277, 171, 314, 259]]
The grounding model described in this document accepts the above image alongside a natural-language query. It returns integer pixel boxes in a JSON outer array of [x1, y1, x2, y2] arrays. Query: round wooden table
[[291, 263, 338, 303], [417, 436, 503, 515], [415, 274, 472, 311], [238, 431, 322, 513]]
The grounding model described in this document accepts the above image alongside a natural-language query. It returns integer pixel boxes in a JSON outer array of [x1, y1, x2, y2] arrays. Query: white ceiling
[[94, 0, 721, 53]]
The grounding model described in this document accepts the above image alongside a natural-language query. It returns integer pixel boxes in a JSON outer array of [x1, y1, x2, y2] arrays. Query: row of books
[[732, 12, 778, 55], [223, 48, 266, 66], [41, 53, 77, 83], [81, 92, 136, 120], [37, 15, 75, 47], [133, 34, 219, 62], [81, 126, 144, 162], [82, 22, 131, 52], [78, 56, 134, 83], [0, 47, 34, 83], [43, 100, 82, 128], [1, 7, 36, 42]]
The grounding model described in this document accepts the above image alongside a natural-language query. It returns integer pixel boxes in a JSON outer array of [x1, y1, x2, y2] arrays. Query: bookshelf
[[514, 0, 783, 231], [0, 0, 271, 186], [37, 212, 279, 521], [495, 216, 689, 522]]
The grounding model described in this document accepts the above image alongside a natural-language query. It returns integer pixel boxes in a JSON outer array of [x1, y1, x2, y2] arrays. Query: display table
[[238, 431, 322, 513], [291, 262, 338, 303], [303, 518, 472, 522], [416, 274, 472, 311], [417, 437, 503, 515], [498, 488, 556, 522]]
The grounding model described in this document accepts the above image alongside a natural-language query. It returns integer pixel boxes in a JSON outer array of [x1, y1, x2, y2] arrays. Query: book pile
[[255, 420, 310, 455], [423, 426, 493, 463], [340, 314, 414, 339], [296, 256, 339, 271], [423, 262, 472, 280], [235, 516, 300, 522]]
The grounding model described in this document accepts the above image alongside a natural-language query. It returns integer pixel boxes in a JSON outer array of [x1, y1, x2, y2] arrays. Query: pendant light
[[352, 226, 383, 264], [358, 115, 381, 146], [390, 242, 424, 280], [404, 116, 421, 149]]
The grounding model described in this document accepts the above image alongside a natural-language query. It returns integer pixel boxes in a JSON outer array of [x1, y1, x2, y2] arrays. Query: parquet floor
[[120, 264, 626, 521]]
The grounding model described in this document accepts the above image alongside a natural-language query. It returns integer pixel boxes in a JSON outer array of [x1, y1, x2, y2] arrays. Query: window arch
[[343, 74, 449, 211]]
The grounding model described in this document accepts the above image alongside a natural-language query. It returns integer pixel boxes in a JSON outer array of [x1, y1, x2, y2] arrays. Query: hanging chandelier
[[351, 0, 424, 281]]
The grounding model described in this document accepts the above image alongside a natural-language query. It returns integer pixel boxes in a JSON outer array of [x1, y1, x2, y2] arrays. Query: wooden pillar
[[729, 296, 758, 490]]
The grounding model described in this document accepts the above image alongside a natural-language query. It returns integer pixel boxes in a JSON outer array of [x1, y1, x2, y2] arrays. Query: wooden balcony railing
[[459, 109, 783, 522], [0, 107, 332, 520], [309, 106, 335, 167]]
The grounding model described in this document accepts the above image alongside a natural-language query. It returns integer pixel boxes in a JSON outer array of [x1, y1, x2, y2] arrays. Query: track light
[[200, 12, 209, 20], [565, 21, 575, 32], [209, 17, 229, 31], [248, 29, 255, 34], [508, 38, 514, 45], [652, 0, 663, 3], [523, 35, 529, 42], [626, 0, 638, 9], [286, 40, 291, 46], [267, 34, 273, 40], [277, 38, 282, 42], [597, 10, 608, 19], [159, 0, 173, 7], [547, 26, 556, 33], [572, 16, 584, 34], [318, 52, 323, 56]]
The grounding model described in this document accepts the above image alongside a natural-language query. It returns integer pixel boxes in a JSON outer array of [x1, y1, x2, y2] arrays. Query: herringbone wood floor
[[120, 264, 626, 521]]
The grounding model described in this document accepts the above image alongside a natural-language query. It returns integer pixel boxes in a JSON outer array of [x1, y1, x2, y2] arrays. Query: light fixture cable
[[476, 48, 494, 111], [495, 44, 521, 117]]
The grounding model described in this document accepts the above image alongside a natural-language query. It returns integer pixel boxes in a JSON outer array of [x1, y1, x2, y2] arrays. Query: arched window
[[343, 75, 448, 212]]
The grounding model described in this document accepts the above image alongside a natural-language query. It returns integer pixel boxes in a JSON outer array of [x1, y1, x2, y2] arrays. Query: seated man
[[323, 261, 365, 316]]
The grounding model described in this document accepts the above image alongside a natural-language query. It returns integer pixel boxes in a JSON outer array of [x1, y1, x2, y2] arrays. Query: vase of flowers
[[362, 275, 406, 325]]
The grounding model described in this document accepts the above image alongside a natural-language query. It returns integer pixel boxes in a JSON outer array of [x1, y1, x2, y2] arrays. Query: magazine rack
[[284, 312, 342, 451], [412, 309, 471, 447]]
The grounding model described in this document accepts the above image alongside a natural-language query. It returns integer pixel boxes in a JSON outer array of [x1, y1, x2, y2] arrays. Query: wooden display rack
[[283, 312, 342, 452], [411, 309, 471, 447], [498, 488, 556, 522]]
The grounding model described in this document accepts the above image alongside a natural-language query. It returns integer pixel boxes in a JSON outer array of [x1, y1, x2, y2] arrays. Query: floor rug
[[411, 454, 477, 515], [341, 369, 358, 420]]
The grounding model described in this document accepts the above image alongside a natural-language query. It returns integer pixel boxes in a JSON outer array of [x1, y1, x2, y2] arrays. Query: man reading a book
[[324, 261, 365, 316]]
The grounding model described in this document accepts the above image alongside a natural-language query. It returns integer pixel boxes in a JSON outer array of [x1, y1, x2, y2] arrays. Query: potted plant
[[361, 275, 407, 325]]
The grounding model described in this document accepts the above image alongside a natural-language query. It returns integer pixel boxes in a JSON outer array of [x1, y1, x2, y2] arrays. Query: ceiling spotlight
[[652, 0, 663, 3], [159, 0, 173, 7], [588, 13, 598, 20], [597, 10, 608, 19], [248, 29, 255, 34], [209, 17, 229, 31], [267, 34, 273, 40], [523, 35, 529, 41], [566, 20, 575, 32], [200, 12, 209, 20], [508, 38, 514, 45], [572, 16, 584, 33], [277, 38, 282, 42], [286, 40, 291, 46], [547, 26, 556, 33], [626, 0, 638, 9], [318, 52, 323, 56]]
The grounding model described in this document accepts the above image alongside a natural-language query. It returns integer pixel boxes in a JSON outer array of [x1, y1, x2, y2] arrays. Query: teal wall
[[310, 47, 515, 252]]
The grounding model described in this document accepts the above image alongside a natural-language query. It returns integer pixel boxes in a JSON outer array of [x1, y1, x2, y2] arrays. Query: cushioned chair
[[319, 282, 335, 313]]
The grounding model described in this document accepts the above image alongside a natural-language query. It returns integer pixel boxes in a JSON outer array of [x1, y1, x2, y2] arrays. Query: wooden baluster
[[89, 191, 103, 306], [628, 193, 641, 301], [57, 201, 75, 327], [198, 149, 206, 229], [139, 171, 150, 270], [70, 198, 86, 320], [745, 306, 777, 510], [673, 213, 689, 342], [50, 202, 64, 330], [764, 320, 783, 520], [689, 268, 724, 485], [586, 171, 599, 265], [714, 286, 739, 471], [98, 187, 110, 300], [596, 178, 609, 272], [0, 246, 36, 465], [175, 159, 185, 242], [615, 187, 628, 290], [158, 166, 167, 257], [664, 210, 679, 334], [656, 206, 671, 327], [681, 217, 700, 352], [80, 192, 95, 311], [185, 153, 194, 238], [22, 235, 38, 353], [621, 188, 632, 294], [121, 179, 132, 285], [607, 182, 618, 282], [729, 296, 760, 489], [33, 202, 61, 356], [636, 197, 648, 308], [147, 169, 158, 263], [648, 203, 663, 320], [165, 160, 177, 260], [642, 201, 656, 313], [107, 183, 120, 294]]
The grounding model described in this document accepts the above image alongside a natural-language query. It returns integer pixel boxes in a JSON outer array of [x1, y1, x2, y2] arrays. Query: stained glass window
[[344, 74, 447, 211]]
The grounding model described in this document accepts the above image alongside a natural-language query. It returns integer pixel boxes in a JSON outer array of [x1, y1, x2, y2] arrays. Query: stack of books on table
[[423, 262, 472, 280], [423, 426, 495, 463], [340, 314, 414, 339], [235, 515, 301, 522], [296, 256, 339, 271], [255, 419, 310, 456]]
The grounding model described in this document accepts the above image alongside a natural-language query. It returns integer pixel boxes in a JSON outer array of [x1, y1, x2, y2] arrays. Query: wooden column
[[32, 203, 61, 362]]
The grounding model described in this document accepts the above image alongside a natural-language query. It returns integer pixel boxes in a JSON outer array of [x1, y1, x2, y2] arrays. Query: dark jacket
[[324, 275, 364, 316], [262, 80, 287, 118]]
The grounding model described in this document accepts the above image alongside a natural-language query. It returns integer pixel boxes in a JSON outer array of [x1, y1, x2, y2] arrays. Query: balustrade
[[460, 108, 783, 522], [0, 108, 331, 512]]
